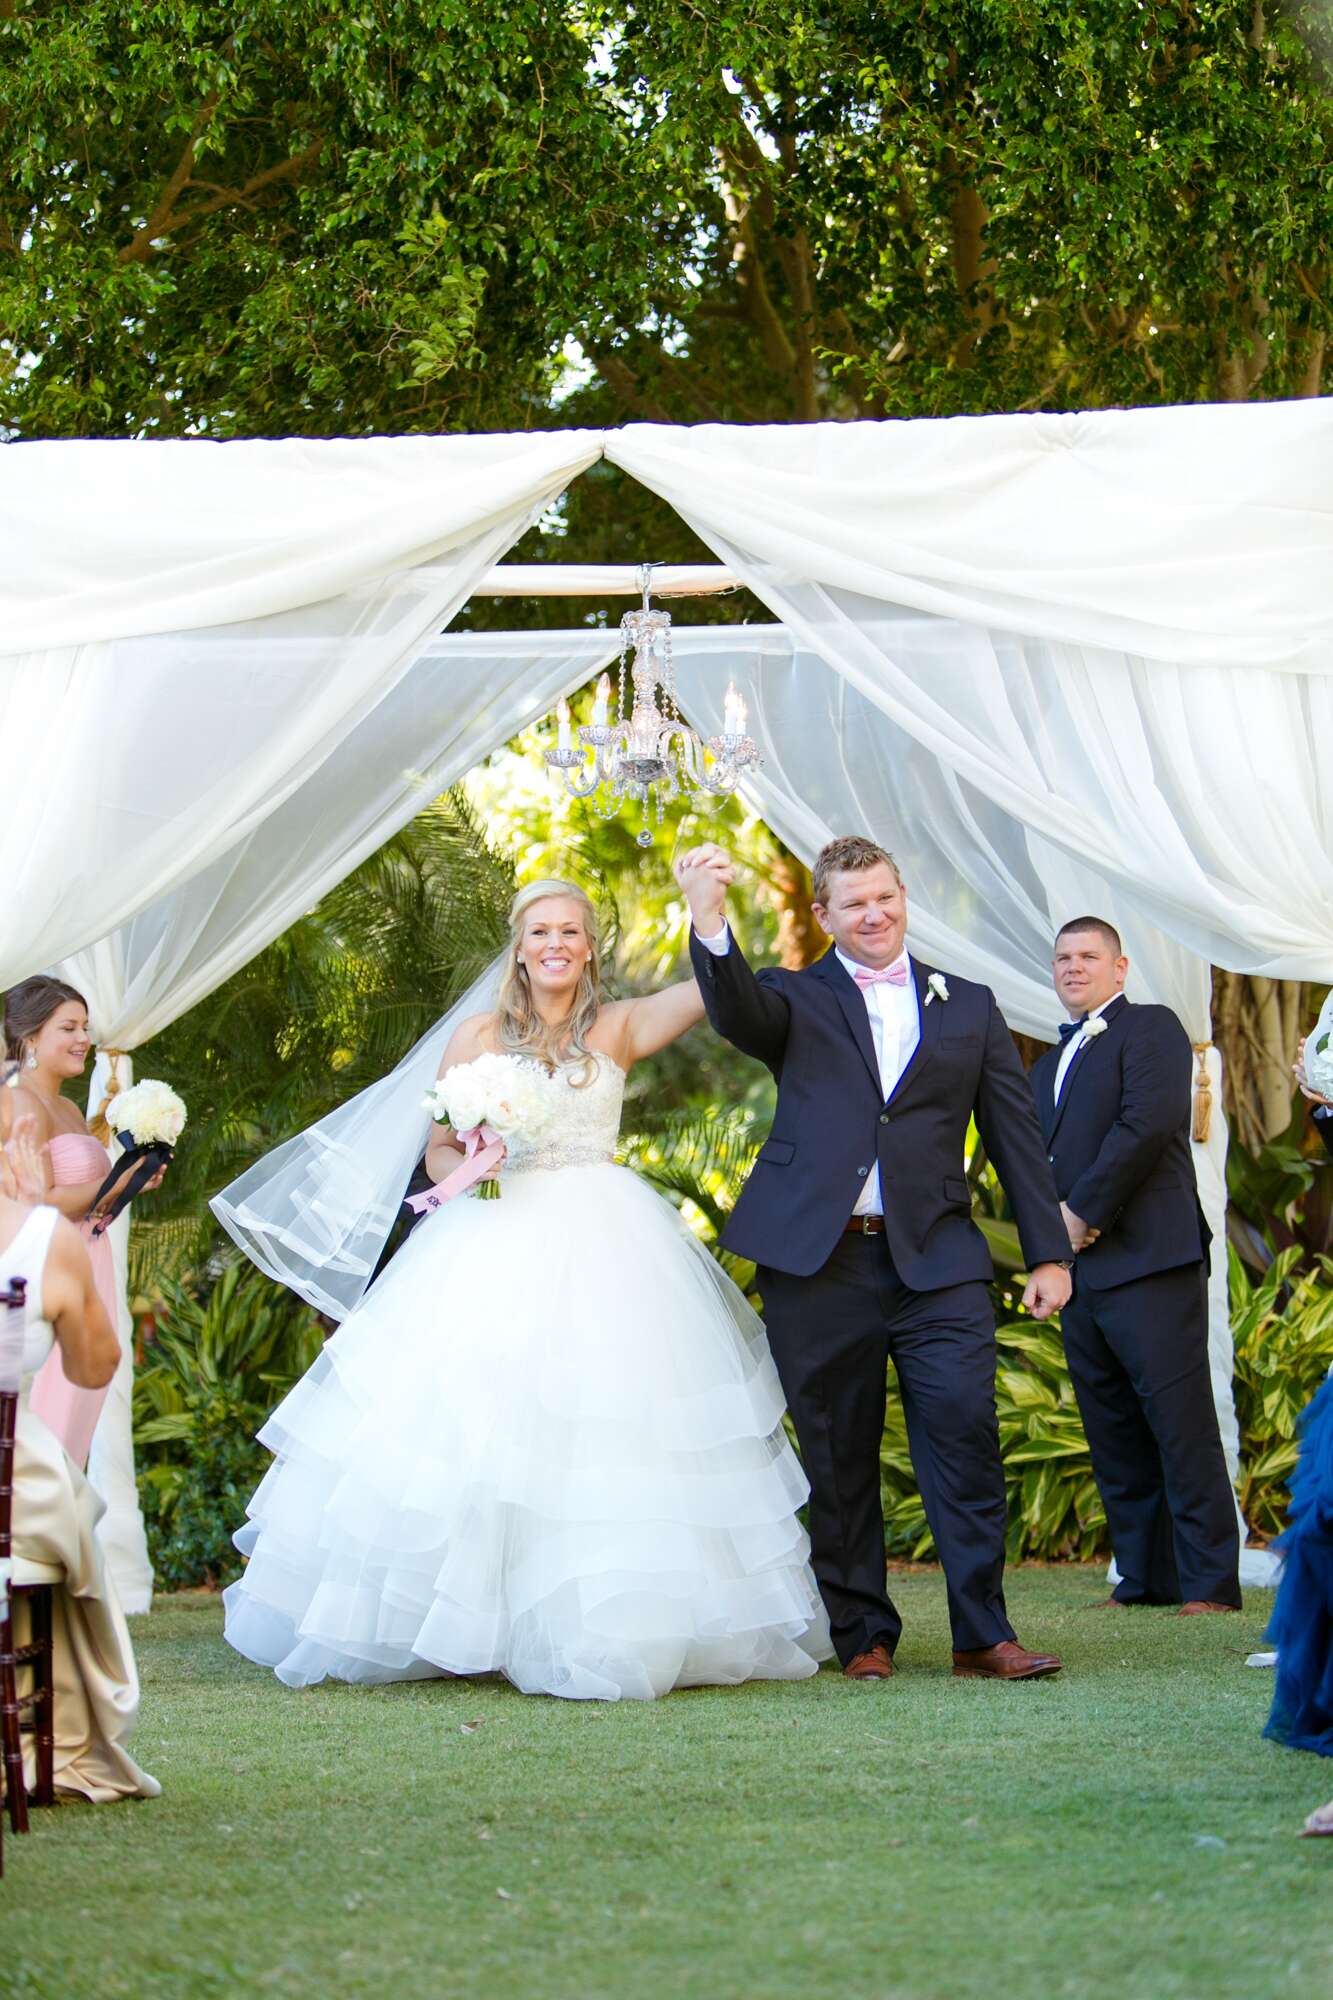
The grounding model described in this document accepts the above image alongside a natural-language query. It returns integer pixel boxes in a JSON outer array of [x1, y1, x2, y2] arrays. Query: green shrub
[[880, 1315, 1106, 1563], [139, 1428, 271, 1593], [135, 1261, 326, 1588], [1230, 1244, 1333, 1540]]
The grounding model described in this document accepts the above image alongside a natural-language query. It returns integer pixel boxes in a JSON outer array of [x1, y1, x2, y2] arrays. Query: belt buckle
[[859, 1214, 878, 1236]]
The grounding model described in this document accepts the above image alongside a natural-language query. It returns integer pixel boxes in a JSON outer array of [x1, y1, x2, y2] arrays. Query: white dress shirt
[[694, 923, 919, 1217], [1053, 995, 1117, 1103]]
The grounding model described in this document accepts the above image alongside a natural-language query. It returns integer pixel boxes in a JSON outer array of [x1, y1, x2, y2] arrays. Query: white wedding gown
[[223, 1055, 831, 1699]]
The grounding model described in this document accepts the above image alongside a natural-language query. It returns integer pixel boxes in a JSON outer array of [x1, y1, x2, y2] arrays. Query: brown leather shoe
[[1177, 1600, 1241, 1616], [843, 1645, 895, 1680], [952, 1639, 1062, 1680]]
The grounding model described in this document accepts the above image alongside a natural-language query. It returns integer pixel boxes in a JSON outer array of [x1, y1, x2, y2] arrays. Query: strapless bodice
[[505, 1056, 625, 1175], [48, 1131, 112, 1184]]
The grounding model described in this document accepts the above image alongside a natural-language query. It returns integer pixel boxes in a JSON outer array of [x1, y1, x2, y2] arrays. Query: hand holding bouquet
[[1299, 994, 1333, 1104], [413, 1054, 560, 1211], [90, 1079, 187, 1235]]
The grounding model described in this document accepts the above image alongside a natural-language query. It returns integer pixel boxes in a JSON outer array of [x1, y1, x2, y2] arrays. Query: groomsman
[[1029, 919, 1240, 1612]]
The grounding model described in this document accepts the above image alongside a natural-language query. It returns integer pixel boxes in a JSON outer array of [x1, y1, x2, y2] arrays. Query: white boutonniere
[[1082, 1016, 1109, 1041], [925, 973, 950, 1007]]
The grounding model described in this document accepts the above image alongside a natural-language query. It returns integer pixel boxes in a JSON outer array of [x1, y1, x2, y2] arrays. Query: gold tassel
[[1191, 1042, 1213, 1145], [90, 1049, 129, 1145]]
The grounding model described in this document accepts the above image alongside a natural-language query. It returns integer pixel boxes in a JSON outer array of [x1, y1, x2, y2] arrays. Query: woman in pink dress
[[0, 977, 162, 1468]]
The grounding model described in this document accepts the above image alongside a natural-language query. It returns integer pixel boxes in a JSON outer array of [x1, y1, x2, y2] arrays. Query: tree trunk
[[1211, 970, 1307, 1153], [1012, 1031, 1053, 1073], [762, 847, 824, 969]]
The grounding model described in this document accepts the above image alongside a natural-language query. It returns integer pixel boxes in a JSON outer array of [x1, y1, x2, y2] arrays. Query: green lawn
[[3, 1569, 1327, 2000]]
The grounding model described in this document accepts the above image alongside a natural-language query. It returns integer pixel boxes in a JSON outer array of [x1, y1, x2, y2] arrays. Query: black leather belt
[[844, 1214, 886, 1235]]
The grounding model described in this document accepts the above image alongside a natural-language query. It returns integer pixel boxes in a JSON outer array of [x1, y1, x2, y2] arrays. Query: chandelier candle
[[543, 568, 761, 849]]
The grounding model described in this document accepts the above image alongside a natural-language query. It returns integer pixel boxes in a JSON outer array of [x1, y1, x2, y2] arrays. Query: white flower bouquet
[[414, 1053, 560, 1209], [90, 1078, 188, 1234]]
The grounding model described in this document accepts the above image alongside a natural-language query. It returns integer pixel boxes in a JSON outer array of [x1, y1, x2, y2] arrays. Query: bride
[[220, 869, 831, 1700]]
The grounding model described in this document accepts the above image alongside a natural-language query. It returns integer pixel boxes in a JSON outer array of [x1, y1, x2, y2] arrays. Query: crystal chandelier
[[543, 567, 761, 847]]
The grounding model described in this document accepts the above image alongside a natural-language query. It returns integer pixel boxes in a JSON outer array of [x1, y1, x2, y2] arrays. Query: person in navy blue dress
[[1266, 1036, 1333, 1836]]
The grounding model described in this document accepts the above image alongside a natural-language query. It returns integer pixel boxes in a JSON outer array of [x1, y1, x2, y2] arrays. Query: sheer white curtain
[[614, 402, 1332, 1588], [9, 404, 1328, 1608], [2, 495, 601, 987], [48, 631, 613, 1610], [1, 429, 601, 1608], [666, 629, 1258, 1566], [7, 430, 603, 648], [610, 411, 1333, 977], [608, 402, 1333, 670], [423, 626, 1257, 1565], [56, 632, 621, 1048]]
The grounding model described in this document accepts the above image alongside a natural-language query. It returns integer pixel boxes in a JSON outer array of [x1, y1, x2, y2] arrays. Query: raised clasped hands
[[673, 843, 736, 935], [1023, 1260, 1073, 1320]]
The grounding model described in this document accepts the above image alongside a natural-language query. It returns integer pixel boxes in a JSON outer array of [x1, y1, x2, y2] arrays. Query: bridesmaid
[[0, 977, 161, 1467]]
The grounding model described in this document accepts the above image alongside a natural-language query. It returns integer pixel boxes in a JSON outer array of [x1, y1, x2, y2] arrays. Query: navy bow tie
[[1058, 1017, 1088, 1042]]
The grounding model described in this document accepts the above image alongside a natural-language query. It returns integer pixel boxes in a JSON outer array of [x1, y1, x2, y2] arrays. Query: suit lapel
[[1047, 993, 1130, 1141], [886, 958, 939, 1108], [814, 950, 883, 1096]]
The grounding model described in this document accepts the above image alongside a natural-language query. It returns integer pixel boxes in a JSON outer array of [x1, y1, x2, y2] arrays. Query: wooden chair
[[0, 1274, 58, 1855]]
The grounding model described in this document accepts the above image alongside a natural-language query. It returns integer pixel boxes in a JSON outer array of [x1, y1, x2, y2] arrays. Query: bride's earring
[[23, 1044, 37, 1071]]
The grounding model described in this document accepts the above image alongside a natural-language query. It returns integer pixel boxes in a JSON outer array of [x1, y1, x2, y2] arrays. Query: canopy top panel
[[7, 401, 1331, 668]]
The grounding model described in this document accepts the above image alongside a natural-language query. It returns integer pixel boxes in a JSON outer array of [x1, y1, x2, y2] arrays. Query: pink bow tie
[[852, 961, 909, 989]]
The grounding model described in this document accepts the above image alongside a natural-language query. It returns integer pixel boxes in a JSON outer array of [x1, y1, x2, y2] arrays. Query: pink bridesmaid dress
[[26, 1131, 120, 1468]]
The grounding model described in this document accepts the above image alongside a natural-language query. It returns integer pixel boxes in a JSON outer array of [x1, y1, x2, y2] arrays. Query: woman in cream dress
[[0, 1118, 159, 1803]]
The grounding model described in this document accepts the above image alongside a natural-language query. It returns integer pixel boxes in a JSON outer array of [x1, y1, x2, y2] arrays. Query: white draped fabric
[[421, 629, 1252, 1564], [53, 635, 616, 1048], [3, 429, 599, 1607], [606, 403, 1332, 671], [4, 400, 1330, 1605], [8, 430, 602, 648], [3, 438, 600, 992], [48, 633, 610, 1608], [608, 411, 1333, 979]]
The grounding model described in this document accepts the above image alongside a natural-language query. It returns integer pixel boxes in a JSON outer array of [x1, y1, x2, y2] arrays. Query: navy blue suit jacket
[[1028, 994, 1208, 1293], [690, 932, 1069, 1285]]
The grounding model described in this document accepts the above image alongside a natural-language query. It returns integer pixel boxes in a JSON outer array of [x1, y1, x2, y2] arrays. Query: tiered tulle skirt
[[223, 1162, 830, 1699]]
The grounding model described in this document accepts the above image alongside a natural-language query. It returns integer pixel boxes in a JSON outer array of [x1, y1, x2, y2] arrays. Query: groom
[[677, 835, 1073, 1680]]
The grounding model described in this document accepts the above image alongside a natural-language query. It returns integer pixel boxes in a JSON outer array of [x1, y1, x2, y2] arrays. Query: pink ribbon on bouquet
[[407, 1123, 506, 1214]]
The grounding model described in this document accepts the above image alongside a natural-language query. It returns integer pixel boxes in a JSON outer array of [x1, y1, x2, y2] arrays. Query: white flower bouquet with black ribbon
[[90, 1079, 188, 1235], [415, 1053, 561, 1208]]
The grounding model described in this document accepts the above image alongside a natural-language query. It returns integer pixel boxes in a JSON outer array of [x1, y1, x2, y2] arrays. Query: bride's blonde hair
[[493, 879, 602, 1078]]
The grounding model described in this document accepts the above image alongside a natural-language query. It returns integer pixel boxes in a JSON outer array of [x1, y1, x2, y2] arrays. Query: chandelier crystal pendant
[[543, 567, 761, 847]]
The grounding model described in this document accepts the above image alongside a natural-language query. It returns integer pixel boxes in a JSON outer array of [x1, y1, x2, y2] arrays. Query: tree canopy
[[4, 1, 1328, 442]]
